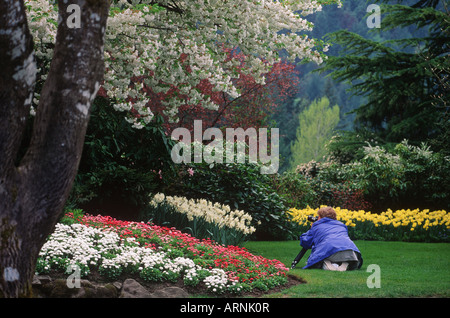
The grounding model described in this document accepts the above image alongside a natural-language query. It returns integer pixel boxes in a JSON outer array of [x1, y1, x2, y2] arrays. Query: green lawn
[[244, 241, 450, 298]]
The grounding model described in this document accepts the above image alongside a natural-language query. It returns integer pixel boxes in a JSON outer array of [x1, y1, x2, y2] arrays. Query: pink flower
[[187, 167, 194, 177]]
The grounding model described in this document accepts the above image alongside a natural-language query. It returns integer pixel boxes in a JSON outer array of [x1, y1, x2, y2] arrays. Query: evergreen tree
[[318, 0, 449, 147], [289, 97, 340, 169]]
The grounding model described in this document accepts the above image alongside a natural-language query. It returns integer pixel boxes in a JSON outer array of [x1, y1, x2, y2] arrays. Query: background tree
[[289, 97, 340, 169], [272, 97, 311, 172], [318, 0, 449, 151], [148, 49, 300, 134]]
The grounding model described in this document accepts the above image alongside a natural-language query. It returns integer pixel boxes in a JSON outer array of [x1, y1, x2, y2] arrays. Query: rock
[[32, 277, 118, 298], [119, 279, 189, 298], [49, 279, 82, 298], [120, 278, 152, 298], [149, 287, 189, 298], [112, 281, 122, 290], [33, 275, 52, 285], [31, 275, 189, 298], [32, 275, 54, 298]]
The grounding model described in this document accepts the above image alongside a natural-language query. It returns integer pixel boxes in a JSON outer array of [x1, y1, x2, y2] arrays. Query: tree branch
[[150, 0, 184, 15]]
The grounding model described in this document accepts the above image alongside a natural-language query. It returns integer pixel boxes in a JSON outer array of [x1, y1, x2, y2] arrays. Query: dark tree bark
[[0, 0, 109, 297]]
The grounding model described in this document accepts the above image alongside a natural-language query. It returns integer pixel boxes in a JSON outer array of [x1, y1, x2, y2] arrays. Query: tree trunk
[[0, 0, 109, 297]]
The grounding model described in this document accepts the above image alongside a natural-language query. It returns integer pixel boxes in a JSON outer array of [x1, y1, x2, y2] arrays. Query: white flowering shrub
[[37, 223, 120, 276], [25, 0, 342, 127], [203, 268, 230, 293]]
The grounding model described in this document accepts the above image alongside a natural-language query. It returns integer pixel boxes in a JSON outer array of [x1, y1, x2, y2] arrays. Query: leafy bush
[[394, 141, 450, 209], [327, 181, 372, 211], [67, 97, 176, 217], [269, 169, 370, 211], [269, 172, 317, 209], [166, 160, 292, 240], [319, 140, 450, 211]]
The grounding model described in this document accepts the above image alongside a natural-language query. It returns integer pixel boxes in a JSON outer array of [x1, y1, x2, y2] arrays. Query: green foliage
[[429, 112, 450, 156], [326, 129, 393, 164], [166, 161, 291, 240], [99, 264, 123, 280], [289, 97, 340, 169], [67, 96, 176, 215], [281, 138, 449, 212], [272, 97, 310, 173], [269, 172, 317, 209], [318, 140, 450, 211], [270, 168, 370, 211], [139, 267, 165, 282]]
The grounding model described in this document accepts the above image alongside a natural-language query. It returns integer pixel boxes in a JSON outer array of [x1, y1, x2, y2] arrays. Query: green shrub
[[269, 170, 370, 211], [319, 140, 450, 211], [268, 172, 318, 209], [285, 140, 449, 212], [166, 161, 291, 240], [67, 96, 176, 217], [140, 267, 164, 282]]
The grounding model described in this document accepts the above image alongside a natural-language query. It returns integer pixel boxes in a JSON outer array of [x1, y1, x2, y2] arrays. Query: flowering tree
[[149, 53, 301, 134], [0, 0, 341, 297], [28, 0, 340, 127]]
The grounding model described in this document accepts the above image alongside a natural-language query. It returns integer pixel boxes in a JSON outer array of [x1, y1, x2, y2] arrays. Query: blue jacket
[[300, 217, 362, 269]]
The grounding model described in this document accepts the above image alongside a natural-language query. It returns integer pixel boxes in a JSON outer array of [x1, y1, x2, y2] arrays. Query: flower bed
[[288, 206, 450, 242], [145, 193, 256, 246], [36, 212, 288, 295]]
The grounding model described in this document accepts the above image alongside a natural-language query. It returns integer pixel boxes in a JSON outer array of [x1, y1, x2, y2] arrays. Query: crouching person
[[300, 206, 363, 271]]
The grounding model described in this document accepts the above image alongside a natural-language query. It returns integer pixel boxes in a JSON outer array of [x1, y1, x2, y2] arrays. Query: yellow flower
[[286, 206, 448, 234]]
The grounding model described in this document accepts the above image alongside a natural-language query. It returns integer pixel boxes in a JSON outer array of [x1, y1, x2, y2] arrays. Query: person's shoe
[[337, 262, 349, 271], [323, 260, 339, 271]]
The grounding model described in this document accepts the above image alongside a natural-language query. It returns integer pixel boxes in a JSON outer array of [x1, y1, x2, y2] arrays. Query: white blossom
[[25, 0, 340, 124]]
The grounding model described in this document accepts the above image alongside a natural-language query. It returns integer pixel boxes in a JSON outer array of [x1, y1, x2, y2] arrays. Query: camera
[[307, 215, 319, 223]]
